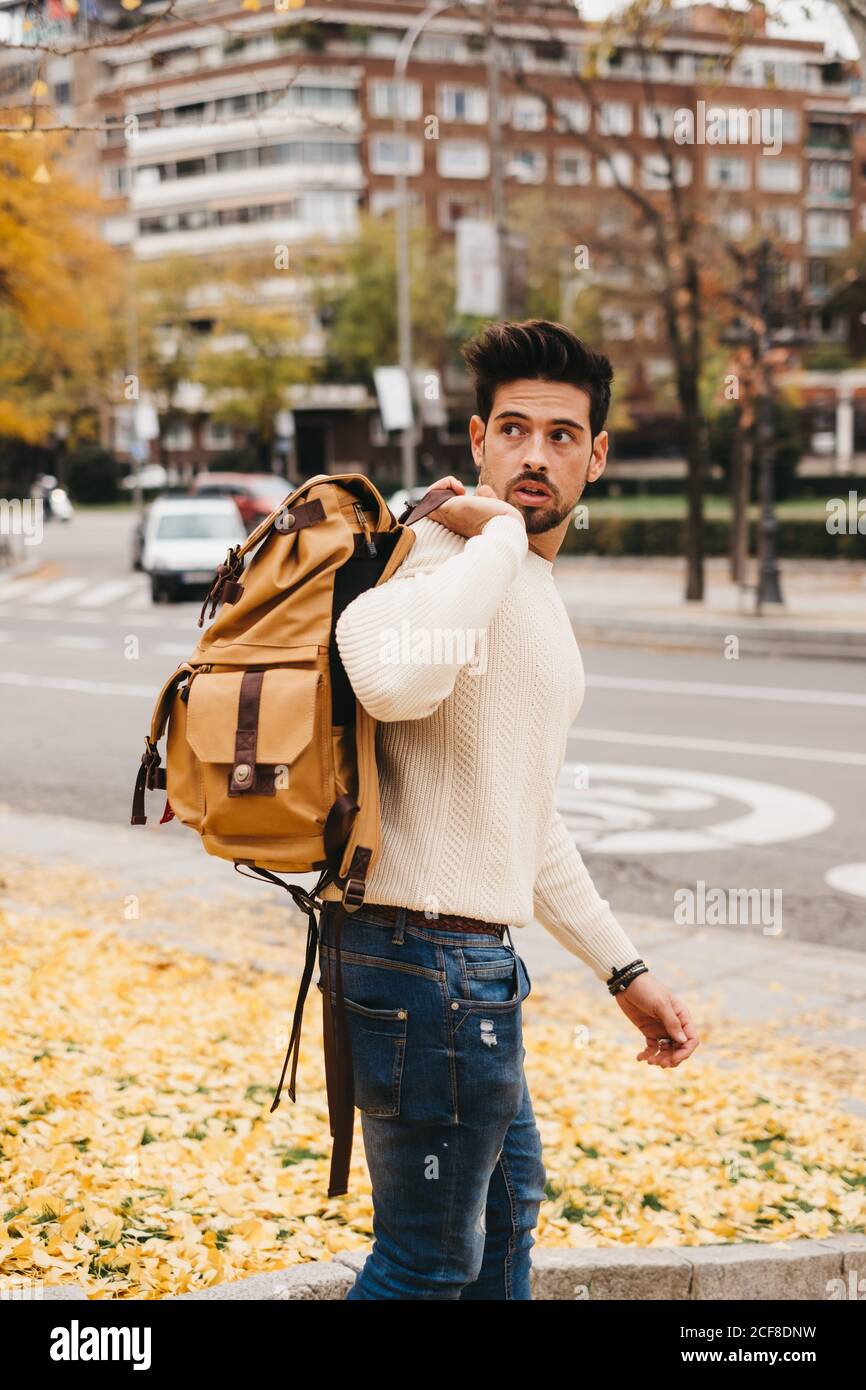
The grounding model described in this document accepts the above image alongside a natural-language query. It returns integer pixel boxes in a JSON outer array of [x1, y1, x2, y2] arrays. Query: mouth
[[511, 481, 552, 507]]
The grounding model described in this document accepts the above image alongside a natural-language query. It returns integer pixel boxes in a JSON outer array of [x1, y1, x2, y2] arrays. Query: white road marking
[[559, 762, 836, 853], [825, 863, 866, 900], [572, 726, 866, 767], [75, 579, 142, 608], [0, 672, 153, 697], [0, 576, 47, 600], [586, 674, 866, 709], [52, 635, 106, 650], [25, 577, 90, 605]]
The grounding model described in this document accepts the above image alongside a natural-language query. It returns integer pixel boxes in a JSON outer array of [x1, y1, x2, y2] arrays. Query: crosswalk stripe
[[25, 577, 91, 605], [0, 575, 47, 600], [75, 579, 142, 608]]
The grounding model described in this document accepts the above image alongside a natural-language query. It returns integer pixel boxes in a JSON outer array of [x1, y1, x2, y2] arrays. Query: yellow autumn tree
[[0, 115, 121, 446]]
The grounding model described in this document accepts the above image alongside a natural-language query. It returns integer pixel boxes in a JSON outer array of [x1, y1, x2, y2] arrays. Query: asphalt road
[[1, 508, 864, 953]]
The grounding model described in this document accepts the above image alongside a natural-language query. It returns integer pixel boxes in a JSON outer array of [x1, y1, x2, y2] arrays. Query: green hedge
[[561, 516, 865, 558]]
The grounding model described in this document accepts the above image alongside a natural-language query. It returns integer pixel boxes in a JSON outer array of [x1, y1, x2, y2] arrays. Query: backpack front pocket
[[184, 665, 331, 841]]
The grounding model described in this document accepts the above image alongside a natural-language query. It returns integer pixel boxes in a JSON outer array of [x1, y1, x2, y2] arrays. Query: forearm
[[335, 514, 527, 721], [533, 810, 641, 983]]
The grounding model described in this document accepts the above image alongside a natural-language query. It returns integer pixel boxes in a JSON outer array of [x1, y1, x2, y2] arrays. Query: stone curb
[[36, 1233, 866, 1301], [571, 617, 866, 661]]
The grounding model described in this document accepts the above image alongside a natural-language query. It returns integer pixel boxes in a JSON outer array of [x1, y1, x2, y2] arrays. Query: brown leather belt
[[360, 901, 507, 938]]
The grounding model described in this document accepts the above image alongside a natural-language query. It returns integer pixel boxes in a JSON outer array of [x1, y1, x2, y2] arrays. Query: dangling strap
[[319, 900, 355, 1197], [233, 863, 324, 1110]]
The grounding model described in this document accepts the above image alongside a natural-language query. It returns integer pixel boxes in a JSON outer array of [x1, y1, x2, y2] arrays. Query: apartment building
[[3, 0, 864, 477]]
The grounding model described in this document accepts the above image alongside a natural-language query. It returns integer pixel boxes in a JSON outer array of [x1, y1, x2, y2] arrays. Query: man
[[319, 319, 699, 1300]]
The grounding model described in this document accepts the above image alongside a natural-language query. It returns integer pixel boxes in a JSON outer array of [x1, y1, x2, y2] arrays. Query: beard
[[478, 453, 581, 534]]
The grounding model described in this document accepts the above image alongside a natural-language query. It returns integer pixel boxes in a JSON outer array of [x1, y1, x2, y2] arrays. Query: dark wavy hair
[[461, 319, 614, 440]]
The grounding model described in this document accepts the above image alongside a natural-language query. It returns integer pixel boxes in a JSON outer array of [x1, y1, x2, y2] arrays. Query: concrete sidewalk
[[555, 555, 866, 659]]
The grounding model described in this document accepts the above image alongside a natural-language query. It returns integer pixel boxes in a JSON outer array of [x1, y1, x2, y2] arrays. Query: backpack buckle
[[342, 877, 366, 910]]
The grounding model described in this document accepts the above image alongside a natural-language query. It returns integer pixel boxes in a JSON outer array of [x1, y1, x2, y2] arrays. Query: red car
[[188, 472, 295, 531]]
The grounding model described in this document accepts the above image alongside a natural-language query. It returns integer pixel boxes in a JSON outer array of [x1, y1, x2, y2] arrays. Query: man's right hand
[[427, 482, 526, 539]]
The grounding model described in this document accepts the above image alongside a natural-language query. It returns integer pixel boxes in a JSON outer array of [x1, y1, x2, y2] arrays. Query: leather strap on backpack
[[398, 488, 459, 526], [229, 669, 265, 795]]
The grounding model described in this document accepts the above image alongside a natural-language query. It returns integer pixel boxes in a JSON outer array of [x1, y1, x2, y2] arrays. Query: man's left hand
[[613, 972, 699, 1068]]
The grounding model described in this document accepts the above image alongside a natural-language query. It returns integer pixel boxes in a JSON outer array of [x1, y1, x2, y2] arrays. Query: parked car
[[120, 463, 170, 493], [131, 505, 150, 571], [142, 498, 246, 603], [188, 472, 294, 530]]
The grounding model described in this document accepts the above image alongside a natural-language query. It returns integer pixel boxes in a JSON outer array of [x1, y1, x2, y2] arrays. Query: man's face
[[468, 377, 608, 534]]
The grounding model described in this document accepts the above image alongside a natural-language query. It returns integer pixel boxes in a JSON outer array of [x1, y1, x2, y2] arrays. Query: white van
[[142, 497, 246, 603]]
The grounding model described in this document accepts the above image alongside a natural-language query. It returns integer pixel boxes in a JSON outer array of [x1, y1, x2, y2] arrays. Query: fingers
[[428, 475, 465, 495]]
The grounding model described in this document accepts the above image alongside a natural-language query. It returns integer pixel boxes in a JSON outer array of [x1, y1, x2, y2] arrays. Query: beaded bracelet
[[606, 958, 649, 995]]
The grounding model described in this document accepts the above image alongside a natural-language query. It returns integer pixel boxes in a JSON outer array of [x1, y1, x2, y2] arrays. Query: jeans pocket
[[319, 982, 408, 1117], [344, 999, 407, 1117], [456, 945, 522, 1008]]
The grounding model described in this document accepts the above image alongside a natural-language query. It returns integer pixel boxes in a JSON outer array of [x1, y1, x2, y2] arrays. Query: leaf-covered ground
[[1, 856, 864, 1299]]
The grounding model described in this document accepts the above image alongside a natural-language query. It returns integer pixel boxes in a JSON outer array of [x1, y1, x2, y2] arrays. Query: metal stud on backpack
[[129, 473, 453, 1196]]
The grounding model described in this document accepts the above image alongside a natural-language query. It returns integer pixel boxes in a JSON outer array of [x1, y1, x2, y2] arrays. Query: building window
[[437, 139, 489, 179], [506, 149, 546, 182], [761, 206, 802, 242], [597, 151, 632, 186], [640, 104, 677, 138], [555, 150, 591, 185], [757, 158, 801, 193], [203, 421, 233, 450], [706, 156, 750, 189], [553, 97, 590, 133], [176, 156, 208, 179], [215, 148, 252, 172], [369, 134, 423, 175], [163, 422, 194, 451], [510, 95, 546, 131], [720, 207, 752, 239], [640, 154, 692, 188], [369, 79, 421, 120], [597, 100, 632, 136], [101, 164, 129, 197], [808, 161, 851, 197], [806, 209, 850, 249], [438, 85, 488, 124]]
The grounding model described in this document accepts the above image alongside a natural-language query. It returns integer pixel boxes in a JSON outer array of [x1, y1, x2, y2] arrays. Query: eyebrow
[[492, 409, 585, 431]]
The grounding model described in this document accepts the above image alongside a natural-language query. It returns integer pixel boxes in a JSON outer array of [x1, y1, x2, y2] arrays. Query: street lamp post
[[394, 0, 454, 492], [754, 238, 784, 609]]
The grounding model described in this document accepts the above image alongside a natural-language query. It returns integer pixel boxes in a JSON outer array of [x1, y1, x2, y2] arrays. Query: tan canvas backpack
[[129, 472, 451, 1194]]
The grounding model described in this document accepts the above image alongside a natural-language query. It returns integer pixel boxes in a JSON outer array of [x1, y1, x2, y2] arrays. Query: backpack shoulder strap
[[399, 488, 459, 526]]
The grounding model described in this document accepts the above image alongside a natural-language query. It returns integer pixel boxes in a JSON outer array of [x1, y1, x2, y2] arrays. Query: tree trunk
[[681, 378, 706, 602], [729, 402, 753, 585]]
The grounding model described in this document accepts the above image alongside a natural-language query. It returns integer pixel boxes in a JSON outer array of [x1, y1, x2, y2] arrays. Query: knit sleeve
[[533, 808, 643, 984], [334, 513, 528, 722]]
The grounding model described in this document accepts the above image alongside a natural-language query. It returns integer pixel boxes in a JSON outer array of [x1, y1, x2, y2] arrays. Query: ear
[[468, 414, 485, 469], [586, 430, 608, 483]]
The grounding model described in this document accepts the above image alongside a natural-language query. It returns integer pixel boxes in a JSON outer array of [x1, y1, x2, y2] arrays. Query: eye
[[551, 429, 574, 443], [501, 422, 523, 436]]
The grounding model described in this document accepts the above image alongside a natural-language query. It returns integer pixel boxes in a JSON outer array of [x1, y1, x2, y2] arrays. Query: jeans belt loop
[[392, 905, 406, 945]]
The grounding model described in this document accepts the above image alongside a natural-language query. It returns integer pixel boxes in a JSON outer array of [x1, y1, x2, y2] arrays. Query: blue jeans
[[317, 902, 546, 1300]]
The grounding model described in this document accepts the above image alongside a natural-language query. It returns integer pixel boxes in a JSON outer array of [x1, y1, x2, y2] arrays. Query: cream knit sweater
[[331, 512, 642, 984]]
